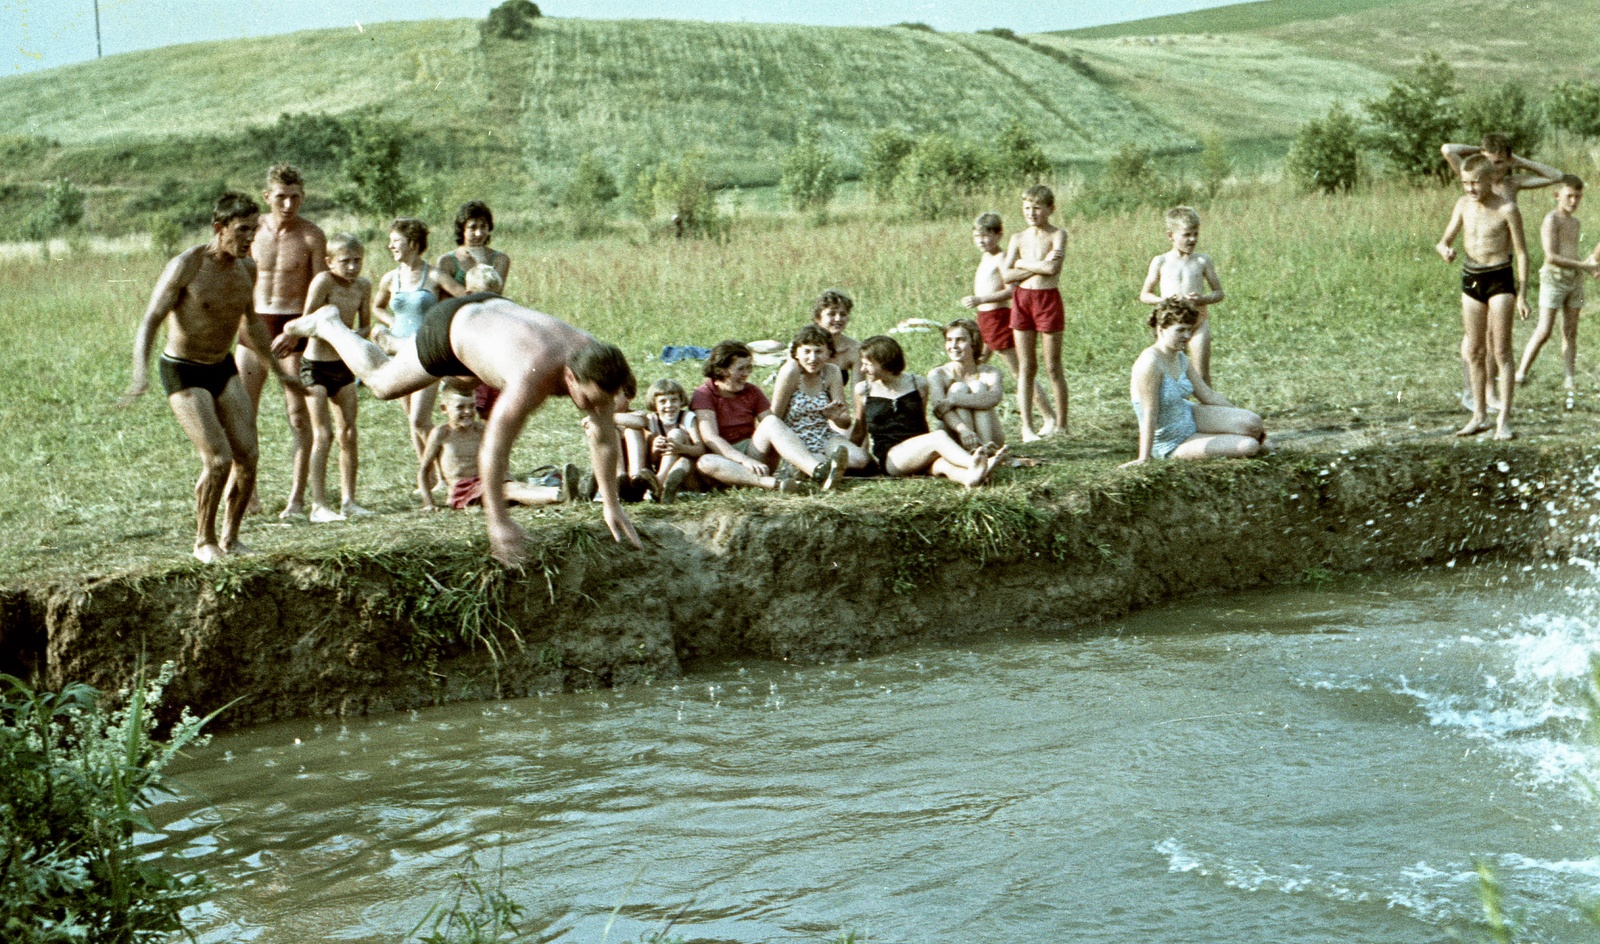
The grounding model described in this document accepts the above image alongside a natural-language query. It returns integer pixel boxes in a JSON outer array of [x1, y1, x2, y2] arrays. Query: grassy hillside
[[1063, 0, 1410, 38]]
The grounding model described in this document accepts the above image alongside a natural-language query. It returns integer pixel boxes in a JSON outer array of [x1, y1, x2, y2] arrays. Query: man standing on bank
[[277, 293, 642, 565], [123, 192, 307, 562]]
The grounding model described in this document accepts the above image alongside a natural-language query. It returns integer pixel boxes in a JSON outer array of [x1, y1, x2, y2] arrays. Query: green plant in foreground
[[411, 848, 524, 944], [1546, 80, 1600, 139], [0, 664, 221, 943]]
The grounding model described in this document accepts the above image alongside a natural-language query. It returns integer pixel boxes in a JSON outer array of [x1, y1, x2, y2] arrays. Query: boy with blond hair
[[1001, 185, 1070, 440], [961, 211, 1054, 434], [1516, 176, 1600, 401], [1139, 205, 1226, 385], [299, 233, 374, 523], [1436, 153, 1531, 440], [418, 391, 574, 512]]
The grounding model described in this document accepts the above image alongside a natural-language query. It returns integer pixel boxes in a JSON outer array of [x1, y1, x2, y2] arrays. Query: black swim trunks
[[159, 353, 239, 399], [299, 358, 356, 397], [1462, 262, 1516, 304], [415, 292, 498, 379]]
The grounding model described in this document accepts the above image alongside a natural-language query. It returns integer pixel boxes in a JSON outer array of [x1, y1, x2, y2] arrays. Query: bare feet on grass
[[309, 505, 347, 523], [279, 502, 306, 520], [1456, 418, 1492, 437], [342, 501, 375, 517], [193, 543, 226, 564], [1494, 427, 1517, 441]]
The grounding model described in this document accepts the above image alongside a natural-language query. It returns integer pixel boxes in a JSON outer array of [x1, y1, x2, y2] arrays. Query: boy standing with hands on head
[[1437, 153, 1532, 440], [1139, 206, 1226, 385], [961, 211, 1054, 434], [1002, 185, 1070, 440], [299, 233, 374, 523], [1516, 175, 1598, 402]]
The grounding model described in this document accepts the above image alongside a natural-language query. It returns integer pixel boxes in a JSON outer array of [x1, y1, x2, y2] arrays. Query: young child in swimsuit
[[372, 218, 464, 491], [927, 318, 1005, 450], [438, 201, 511, 292], [771, 324, 870, 474], [637, 378, 705, 504], [419, 391, 569, 512], [962, 211, 1053, 433], [1001, 185, 1070, 440], [848, 335, 1005, 487], [298, 233, 374, 522], [1139, 206, 1226, 386]]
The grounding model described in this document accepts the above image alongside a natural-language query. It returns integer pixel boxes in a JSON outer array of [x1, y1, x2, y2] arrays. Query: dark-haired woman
[[849, 335, 1004, 487], [437, 201, 511, 292]]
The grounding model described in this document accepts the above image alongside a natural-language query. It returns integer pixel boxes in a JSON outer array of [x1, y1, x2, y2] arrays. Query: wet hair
[[266, 162, 304, 189], [860, 335, 906, 376], [453, 200, 495, 246], [1480, 132, 1512, 158], [464, 264, 503, 294], [1461, 153, 1494, 177], [646, 377, 687, 407], [1023, 184, 1055, 208], [811, 289, 854, 321], [212, 191, 261, 226], [790, 323, 837, 359], [1148, 297, 1201, 332], [973, 211, 1003, 234], [567, 341, 635, 395], [1164, 205, 1200, 232], [945, 318, 985, 363], [1558, 174, 1585, 192], [390, 217, 429, 253], [326, 232, 363, 255], [704, 340, 754, 380]]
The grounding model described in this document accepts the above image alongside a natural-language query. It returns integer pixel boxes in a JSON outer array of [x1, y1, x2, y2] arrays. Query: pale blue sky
[[8, 0, 1235, 74]]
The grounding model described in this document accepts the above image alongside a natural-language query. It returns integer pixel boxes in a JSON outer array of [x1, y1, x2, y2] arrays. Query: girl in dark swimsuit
[[849, 335, 1005, 487]]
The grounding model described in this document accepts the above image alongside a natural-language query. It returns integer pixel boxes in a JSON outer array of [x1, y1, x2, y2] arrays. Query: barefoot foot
[[1021, 428, 1043, 444], [309, 505, 346, 523], [193, 543, 225, 564], [282, 305, 343, 341], [279, 502, 306, 521], [222, 539, 257, 556], [341, 501, 375, 518], [1493, 427, 1517, 441], [1456, 419, 1492, 437]]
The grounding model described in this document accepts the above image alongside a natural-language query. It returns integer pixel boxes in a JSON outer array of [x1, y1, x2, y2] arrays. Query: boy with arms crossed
[[122, 193, 306, 562], [1436, 154, 1531, 440], [299, 233, 374, 523], [1515, 176, 1598, 401], [1139, 206, 1226, 386], [242, 163, 326, 517], [960, 211, 1054, 434], [1001, 185, 1070, 440]]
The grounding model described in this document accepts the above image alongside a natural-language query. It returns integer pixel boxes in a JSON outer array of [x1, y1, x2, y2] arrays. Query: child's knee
[[338, 424, 358, 448], [1235, 437, 1261, 458], [667, 428, 692, 445]]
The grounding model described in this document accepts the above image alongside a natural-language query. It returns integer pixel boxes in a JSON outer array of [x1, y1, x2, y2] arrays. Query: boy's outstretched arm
[[1511, 155, 1563, 191], [1436, 203, 1464, 263], [417, 427, 448, 511], [1138, 255, 1165, 305], [581, 406, 642, 548]]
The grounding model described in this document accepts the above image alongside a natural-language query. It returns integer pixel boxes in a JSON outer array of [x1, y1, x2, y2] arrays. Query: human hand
[[278, 370, 308, 396], [741, 456, 770, 476], [960, 295, 979, 309], [117, 376, 148, 408], [270, 333, 298, 359], [821, 400, 850, 425], [1436, 243, 1456, 263], [650, 437, 669, 459], [603, 502, 642, 549], [1119, 457, 1148, 468], [1585, 261, 1600, 278], [488, 517, 530, 568], [958, 428, 981, 451], [1046, 248, 1064, 264], [1518, 294, 1531, 320]]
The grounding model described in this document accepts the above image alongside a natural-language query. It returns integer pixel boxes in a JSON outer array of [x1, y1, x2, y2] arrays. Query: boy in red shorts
[[962, 211, 1054, 436], [1002, 185, 1069, 439]]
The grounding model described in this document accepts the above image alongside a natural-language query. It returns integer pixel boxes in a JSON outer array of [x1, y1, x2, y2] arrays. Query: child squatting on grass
[[1139, 205, 1226, 387], [1001, 185, 1070, 440], [298, 233, 374, 523], [418, 390, 572, 512], [1123, 298, 1265, 465]]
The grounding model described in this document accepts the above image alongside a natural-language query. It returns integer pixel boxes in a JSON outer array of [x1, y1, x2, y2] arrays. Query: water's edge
[[4, 442, 1595, 729]]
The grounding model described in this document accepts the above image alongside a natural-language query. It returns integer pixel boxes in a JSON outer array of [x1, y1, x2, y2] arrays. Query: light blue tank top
[[1132, 353, 1198, 459], [388, 263, 437, 339]]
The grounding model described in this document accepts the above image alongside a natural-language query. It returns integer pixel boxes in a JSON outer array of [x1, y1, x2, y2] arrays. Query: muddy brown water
[[150, 561, 1600, 943]]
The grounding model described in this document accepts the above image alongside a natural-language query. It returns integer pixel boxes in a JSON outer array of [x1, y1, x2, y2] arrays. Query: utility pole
[[93, 0, 103, 58]]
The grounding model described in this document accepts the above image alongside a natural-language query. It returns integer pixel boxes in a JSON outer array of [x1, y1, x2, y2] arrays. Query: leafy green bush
[[0, 665, 220, 943], [1196, 134, 1233, 198], [23, 178, 86, 258], [1545, 80, 1600, 138], [1457, 80, 1544, 158], [631, 152, 723, 237], [862, 129, 915, 203], [1363, 52, 1458, 184], [481, 0, 541, 41], [779, 137, 840, 213], [991, 119, 1052, 185], [1287, 102, 1363, 194], [248, 111, 356, 171], [562, 153, 620, 237], [148, 213, 186, 257], [126, 177, 231, 230], [1075, 144, 1193, 216], [892, 134, 989, 219], [337, 122, 416, 220]]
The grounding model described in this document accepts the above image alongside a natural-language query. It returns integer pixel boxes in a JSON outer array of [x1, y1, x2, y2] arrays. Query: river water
[[154, 561, 1600, 943]]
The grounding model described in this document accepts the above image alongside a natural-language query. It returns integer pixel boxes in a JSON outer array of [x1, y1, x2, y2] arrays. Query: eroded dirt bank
[[4, 442, 1598, 729]]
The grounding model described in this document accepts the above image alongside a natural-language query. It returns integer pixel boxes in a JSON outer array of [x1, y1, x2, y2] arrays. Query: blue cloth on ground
[[661, 345, 711, 364]]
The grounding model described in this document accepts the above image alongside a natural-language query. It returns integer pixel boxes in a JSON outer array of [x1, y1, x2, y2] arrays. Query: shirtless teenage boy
[[277, 294, 641, 565], [123, 192, 306, 562], [1139, 206, 1225, 385], [1436, 154, 1532, 440], [241, 163, 326, 517], [1001, 185, 1070, 439], [1516, 176, 1598, 399], [961, 211, 1053, 433]]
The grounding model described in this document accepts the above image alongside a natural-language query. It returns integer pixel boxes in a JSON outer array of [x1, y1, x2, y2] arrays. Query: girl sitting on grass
[[622, 378, 703, 504], [1123, 297, 1265, 466], [927, 318, 1005, 451], [771, 325, 870, 474], [850, 335, 1006, 487]]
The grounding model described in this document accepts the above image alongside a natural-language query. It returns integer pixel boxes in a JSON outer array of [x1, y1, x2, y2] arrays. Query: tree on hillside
[[1287, 102, 1363, 194], [24, 177, 86, 260], [562, 153, 620, 237], [862, 130, 915, 203], [891, 134, 988, 219], [780, 137, 840, 214], [482, 0, 541, 41], [1546, 80, 1600, 138], [991, 119, 1051, 184], [336, 123, 414, 219], [1363, 53, 1458, 184], [1457, 81, 1543, 158]]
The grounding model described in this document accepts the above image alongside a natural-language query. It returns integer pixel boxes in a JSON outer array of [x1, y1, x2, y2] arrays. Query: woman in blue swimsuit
[[1124, 298, 1265, 465], [373, 218, 464, 491]]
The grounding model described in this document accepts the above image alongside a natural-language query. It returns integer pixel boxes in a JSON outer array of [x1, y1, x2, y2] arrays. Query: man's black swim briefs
[[159, 353, 239, 399], [1462, 262, 1516, 304], [415, 292, 499, 379], [300, 358, 356, 397]]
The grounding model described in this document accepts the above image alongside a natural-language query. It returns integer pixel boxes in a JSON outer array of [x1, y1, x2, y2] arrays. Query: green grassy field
[[8, 145, 1600, 581]]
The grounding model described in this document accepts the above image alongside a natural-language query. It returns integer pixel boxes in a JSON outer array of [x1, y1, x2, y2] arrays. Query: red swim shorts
[[1011, 287, 1064, 334], [976, 308, 1015, 351], [450, 476, 485, 510]]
